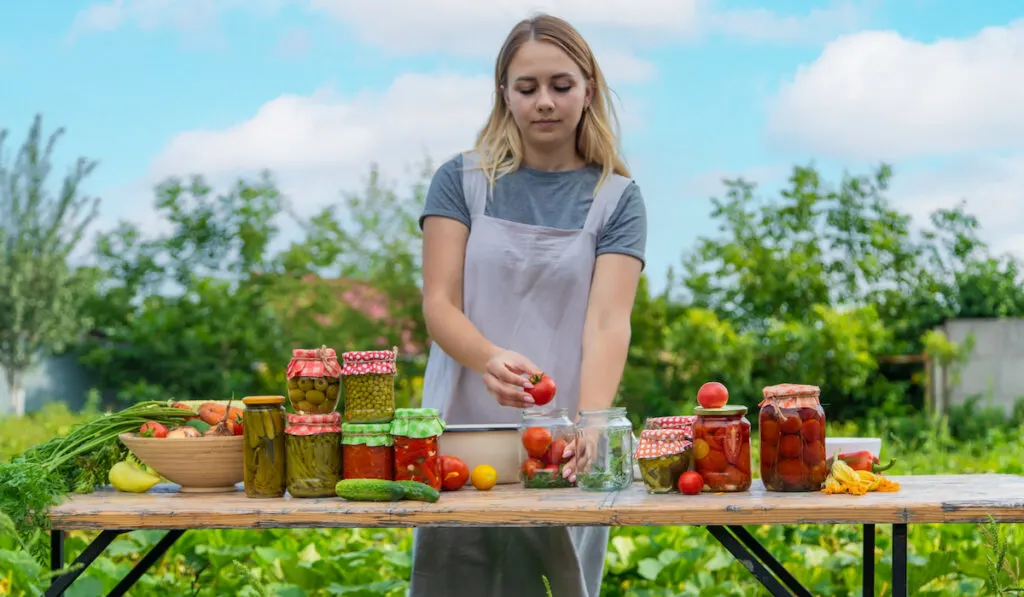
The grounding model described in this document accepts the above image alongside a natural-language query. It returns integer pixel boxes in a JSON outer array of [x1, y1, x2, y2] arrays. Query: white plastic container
[[825, 437, 882, 460]]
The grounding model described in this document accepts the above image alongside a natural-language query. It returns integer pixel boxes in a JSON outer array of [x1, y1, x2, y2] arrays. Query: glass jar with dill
[[242, 395, 287, 498], [573, 407, 635, 492], [285, 412, 342, 497]]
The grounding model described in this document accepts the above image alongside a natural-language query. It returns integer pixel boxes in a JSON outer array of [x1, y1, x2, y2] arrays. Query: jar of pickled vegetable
[[635, 429, 692, 493], [759, 383, 827, 492], [342, 348, 397, 423], [285, 412, 342, 498], [693, 405, 751, 492], [242, 395, 287, 498], [341, 423, 394, 480], [644, 416, 696, 440], [286, 346, 342, 415], [574, 407, 634, 492], [519, 407, 575, 489], [390, 408, 445, 490]]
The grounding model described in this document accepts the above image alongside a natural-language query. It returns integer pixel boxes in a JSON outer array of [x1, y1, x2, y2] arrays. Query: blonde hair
[[473, 13, 630, 191]]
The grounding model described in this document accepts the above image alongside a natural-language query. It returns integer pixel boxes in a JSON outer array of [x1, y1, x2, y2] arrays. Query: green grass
[[1, 404, 1022, 596]]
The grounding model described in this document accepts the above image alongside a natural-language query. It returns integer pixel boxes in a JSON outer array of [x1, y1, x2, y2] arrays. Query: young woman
[[413, 13, 647, 597]]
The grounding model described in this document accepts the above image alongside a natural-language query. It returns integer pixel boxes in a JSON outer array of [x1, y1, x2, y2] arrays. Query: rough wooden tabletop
[[49, 474, 1024, 531]]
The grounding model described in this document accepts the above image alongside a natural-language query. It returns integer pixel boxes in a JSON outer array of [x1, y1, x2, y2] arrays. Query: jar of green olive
[[341, 348, 397, 424], [285, 346, 342, 415], [242, 395, 286, 499], [285, 412, 342, 498]]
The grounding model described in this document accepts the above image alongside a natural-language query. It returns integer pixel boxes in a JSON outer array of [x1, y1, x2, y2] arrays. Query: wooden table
[[46, 474, 1024, 597]]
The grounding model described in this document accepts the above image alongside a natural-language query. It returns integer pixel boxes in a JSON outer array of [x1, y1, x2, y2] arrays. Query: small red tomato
[[440, 455, 470, 490], [545, 439, 567, 466], [522, 458, 544, 480], [526, 373, 557, 406], [697, 382, 729, 409], [139, 421, 168, 438], [521, 427, 552, 460], [678, 471, 704, 495]]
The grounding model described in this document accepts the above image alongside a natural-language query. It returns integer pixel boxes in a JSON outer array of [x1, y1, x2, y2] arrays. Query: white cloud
[[67, 0, 285, 41], [273, 28, 312, 58], [702, 0, 866, 45], [766, 19, 1024, 161]]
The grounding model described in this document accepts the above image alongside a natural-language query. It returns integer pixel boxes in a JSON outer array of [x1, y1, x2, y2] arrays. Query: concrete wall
[[0, 354, 93, 416], [933, 318, 1024, 415]]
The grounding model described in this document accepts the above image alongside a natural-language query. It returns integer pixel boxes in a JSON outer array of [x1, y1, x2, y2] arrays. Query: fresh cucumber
[[394, 480, 440, 503], [335, 479, 406, 502]]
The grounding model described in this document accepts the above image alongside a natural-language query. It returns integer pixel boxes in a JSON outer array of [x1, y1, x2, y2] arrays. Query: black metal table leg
[[50, 530, 65, 574], [107, 530, 186, 597], [45, 530, 126, 597], [892, 524, 907, 597], [728, 525, 813, 597], [706, 526, 800, 596], [863, 524, 875, 596]]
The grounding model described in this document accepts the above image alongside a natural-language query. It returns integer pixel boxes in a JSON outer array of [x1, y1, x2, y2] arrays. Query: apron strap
[[460, 151, 489, 218], [583, 172, 633, 235]]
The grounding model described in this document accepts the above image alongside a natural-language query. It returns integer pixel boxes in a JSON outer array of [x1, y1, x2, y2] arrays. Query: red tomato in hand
[[440, 455, 470, 490], [678, 471, 704, 495], [697, 382, 729, 409], [545, 439, 567, 466], [522, 427, 552, 459], [139, 421, 168, 438], [526, 373, 557, 406]]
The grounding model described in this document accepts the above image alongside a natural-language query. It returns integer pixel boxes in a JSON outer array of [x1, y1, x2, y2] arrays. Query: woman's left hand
[[561, 428, 599, 483]]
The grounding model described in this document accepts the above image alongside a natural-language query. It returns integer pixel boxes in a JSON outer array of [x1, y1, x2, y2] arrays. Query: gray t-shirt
[[419, 153, 647, 268]]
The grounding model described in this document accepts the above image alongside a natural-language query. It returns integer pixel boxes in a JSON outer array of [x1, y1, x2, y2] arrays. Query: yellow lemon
[[470, 465, 497, 490]]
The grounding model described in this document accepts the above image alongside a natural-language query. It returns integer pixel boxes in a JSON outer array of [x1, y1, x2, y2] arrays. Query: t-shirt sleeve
[[596, 181, 647, 269], [419, 154, 470, 230]]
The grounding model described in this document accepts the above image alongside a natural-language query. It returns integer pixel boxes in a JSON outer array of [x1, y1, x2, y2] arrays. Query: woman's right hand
[[483, 349, 541, 409]]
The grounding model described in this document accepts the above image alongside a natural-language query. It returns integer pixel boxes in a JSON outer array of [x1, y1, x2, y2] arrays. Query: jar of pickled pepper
[[286, 346, 342, 415], [390, 408, 445, 490], [342, 423, 394, 480], [285, 412, 342, 498], [242, 395, 287, 499], [759, 383, 827, 492], [692, 405, 751, 492], [635, 429, 692, 493], [342, 348, 397, 423]]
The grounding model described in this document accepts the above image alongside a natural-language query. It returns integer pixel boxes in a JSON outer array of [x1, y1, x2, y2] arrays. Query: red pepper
[[828, 450, 895, 473]]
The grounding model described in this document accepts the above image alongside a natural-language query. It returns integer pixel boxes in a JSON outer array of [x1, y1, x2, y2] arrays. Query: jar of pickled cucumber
[[635, 429, 692, 493], [390, 408, 445, 490], [285, 412, 342, 498], [285, 346, 342, 415], [341, 423, 394, 480], [341, 348, 397, 423], [242, 395, 287, 499]]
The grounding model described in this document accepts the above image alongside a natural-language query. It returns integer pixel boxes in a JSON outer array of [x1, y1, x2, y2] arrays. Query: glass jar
[[390, 408, 445, 490], [342, 423, 394, 480], [759, 384, 827, 492], [285, 412, 342, 498], [644, 416, 696, 440], [518, 407, 575, 489], [693, 405, 751, 492], [242, 395, 287, 498], [342, 349, 397, 423], [574, 407, 634, 492], [635, 429, 692, 493], [285, 346, 342, 415]]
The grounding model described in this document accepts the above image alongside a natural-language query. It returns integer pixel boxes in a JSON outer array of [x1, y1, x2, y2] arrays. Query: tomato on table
[[678, 471, 703, 495]]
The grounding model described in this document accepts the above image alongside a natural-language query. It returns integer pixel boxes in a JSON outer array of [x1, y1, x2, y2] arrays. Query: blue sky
[[2, 1, 1022, 292]]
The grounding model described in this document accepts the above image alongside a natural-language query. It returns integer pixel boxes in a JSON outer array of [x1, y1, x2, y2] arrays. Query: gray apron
[[411, 151, 632, 597]]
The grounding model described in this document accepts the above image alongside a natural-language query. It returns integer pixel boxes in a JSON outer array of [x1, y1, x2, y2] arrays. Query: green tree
[[0, 115, 100, 415]]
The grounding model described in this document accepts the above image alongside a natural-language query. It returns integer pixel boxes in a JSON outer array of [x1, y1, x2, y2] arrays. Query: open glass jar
[[635, 428, 692, 493], [574, 407, 634, 492], [519, 407, 575, 489], [759, 384, 827, 492], [285, 412, 342, 498], [693, 405, 751, 492], [391, 408, 445, 490], [242, 395, 287, 498], [342, 349, 397, 423], [285, 346, 342, 414], [341, 423, 394, 481]]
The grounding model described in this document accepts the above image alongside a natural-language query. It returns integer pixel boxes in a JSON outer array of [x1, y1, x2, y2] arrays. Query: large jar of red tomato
[[390, 408, 445, 490], [519, 407, 575, 489], [341, 423, 394, 480], [759, 384, 827, 492], [692, 405, 751, 492]]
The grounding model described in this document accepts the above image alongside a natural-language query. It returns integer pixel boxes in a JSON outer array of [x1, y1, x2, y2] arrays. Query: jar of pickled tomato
[[692, 405, 751, 492], [759, 384, 827, 492]]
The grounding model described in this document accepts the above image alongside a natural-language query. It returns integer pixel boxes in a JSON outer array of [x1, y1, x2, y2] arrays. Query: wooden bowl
[[119, 432, 244, 493]]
